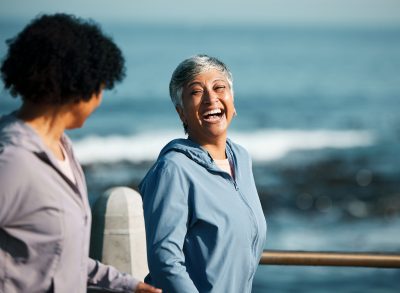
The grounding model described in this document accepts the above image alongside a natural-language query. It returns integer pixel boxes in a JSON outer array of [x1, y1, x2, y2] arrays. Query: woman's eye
[[215, 85, 226, 92], [191, 90, 203, 96]]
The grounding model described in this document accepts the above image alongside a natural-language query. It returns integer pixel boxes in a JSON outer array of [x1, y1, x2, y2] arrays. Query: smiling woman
[[139, 55, 267, 293]]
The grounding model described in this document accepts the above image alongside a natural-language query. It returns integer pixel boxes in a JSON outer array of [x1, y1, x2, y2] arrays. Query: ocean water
[[1, 21, 400, 292]]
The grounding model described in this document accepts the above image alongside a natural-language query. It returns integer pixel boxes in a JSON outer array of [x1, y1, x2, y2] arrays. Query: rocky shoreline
[[84, 152, 400, 221]]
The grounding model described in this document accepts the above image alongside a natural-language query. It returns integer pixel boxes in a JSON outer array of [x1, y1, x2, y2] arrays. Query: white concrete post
[[93, 186, 149, 281]]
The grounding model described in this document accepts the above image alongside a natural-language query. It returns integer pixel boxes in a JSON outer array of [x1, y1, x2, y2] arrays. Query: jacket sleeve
[[140, 161, 199, 293], [87, 258, 140, 292]]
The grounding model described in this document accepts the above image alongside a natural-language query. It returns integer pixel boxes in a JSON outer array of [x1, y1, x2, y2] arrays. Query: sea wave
[[73, 129, 375, 165]]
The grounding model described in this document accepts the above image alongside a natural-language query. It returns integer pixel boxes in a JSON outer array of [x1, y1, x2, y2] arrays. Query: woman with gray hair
[[139, 55, 267, 293]]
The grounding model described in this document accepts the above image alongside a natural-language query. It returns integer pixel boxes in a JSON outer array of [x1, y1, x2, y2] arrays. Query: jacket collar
[[158, 137, 236, 173]]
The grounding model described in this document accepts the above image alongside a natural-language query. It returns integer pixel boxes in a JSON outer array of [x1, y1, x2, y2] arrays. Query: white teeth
[[203, 109, 222, 116]]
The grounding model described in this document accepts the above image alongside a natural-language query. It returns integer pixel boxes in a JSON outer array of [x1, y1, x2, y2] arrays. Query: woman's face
[[67, 90, 103, 129], [177, 69, 235, 145]]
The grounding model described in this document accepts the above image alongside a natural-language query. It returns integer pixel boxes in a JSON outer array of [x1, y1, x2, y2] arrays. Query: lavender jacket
[[0, 114, 139, 293]]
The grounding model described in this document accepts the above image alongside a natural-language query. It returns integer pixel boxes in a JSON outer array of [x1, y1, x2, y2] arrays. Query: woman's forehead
[[186, 69, 228, 85]]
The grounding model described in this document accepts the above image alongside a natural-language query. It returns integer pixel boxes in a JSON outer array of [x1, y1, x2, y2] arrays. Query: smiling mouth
[[202, 108, 225, 122]]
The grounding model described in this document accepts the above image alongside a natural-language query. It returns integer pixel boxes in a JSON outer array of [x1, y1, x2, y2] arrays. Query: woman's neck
[[189, 134, 227, 160], [17, 102, 68, 159]]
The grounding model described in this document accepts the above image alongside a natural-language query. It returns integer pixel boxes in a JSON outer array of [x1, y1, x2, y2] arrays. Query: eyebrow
[[187, 81, 203, 87], [187, 79, 227, 88]]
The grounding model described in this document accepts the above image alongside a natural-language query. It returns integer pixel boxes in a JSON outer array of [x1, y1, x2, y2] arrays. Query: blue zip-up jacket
[[139, 138, 267, 293]]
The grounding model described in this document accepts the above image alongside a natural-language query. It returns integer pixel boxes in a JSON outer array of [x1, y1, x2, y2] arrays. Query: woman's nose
[[203, 90, 218, 104]]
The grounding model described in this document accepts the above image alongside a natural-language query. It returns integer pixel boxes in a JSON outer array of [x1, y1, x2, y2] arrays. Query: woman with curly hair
[[0, 14, 161, 293]]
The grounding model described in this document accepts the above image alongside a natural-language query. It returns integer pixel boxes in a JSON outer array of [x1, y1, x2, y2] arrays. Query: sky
[[1, 0, 400, 26]]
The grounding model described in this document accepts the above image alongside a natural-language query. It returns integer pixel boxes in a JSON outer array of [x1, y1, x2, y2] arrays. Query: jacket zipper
[[231, 178, 259, 282], [213, 157, 260, 283]]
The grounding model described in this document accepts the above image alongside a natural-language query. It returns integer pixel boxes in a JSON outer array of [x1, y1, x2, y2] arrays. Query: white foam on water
[[73, 131, 183, 164], [231, 129, 375, 161], [73, 129, 375, 164]]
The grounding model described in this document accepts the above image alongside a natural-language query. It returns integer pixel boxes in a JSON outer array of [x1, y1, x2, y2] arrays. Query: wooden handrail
[[260, 250, 400, 268]]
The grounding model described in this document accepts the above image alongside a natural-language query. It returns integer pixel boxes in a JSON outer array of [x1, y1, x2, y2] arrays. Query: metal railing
[[260, 250, 400, 268]]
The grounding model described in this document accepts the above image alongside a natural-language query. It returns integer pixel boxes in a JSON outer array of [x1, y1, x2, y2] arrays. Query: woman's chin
[[203, 125, 228, 140]]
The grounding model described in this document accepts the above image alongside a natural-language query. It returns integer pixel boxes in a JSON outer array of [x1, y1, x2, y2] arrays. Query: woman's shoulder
[[139, 150, 189, 192], [0, 143, 33, 167], [0, 145, 38, 193], [152, 150, 191, 175], [140, 139, 200, 185]]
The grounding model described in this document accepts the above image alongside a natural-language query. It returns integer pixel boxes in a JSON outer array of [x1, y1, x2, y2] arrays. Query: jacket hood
[[158, 138, 234, 170], [0, 113, 46, 153], [0, 113, 72, 156]]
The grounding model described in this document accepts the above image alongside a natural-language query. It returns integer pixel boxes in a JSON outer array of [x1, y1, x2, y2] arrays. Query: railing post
[[90, 186, 149, 280]]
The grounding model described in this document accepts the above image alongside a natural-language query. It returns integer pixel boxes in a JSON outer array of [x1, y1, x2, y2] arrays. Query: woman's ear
[[176, 106, 189, 134], [176, 106, 186, 123]]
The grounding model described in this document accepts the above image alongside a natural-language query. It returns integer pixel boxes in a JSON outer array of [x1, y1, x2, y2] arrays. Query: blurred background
[[1, 0, 399, 292]]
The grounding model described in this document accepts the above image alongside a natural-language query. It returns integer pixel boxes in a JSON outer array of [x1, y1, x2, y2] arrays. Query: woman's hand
[[135, 281, 162, 293]]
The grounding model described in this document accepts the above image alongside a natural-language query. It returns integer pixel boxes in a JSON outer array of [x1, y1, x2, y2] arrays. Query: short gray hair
[[169, 54, 233, 107]]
